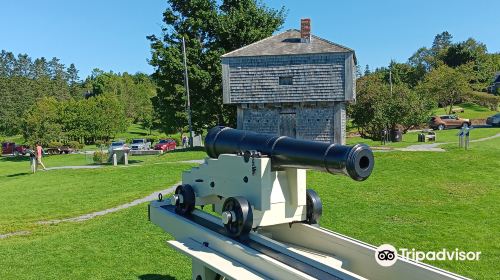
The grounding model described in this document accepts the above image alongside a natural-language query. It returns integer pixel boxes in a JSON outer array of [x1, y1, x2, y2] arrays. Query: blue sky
[[1, 0, 498, 79]]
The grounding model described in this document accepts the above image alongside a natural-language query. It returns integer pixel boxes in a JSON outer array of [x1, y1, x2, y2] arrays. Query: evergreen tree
[[364, 64, 371, 76]]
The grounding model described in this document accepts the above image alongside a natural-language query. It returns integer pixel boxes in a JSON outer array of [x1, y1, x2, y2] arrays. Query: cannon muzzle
[[205, 126, 373, 181]]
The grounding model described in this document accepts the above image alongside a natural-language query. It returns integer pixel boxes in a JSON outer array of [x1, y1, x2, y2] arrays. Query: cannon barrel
[[205, 126, 374, 181]]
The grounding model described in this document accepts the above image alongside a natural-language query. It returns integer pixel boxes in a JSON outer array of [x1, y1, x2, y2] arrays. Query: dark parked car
[[429, 115, 471, 130], [486, 113, 500, 127], [2, 142, 15, 154], [14, 145, 29, 155], [2, 142, 29, 155], [154, 139, 176, 151], [46, 146, 74, 155]]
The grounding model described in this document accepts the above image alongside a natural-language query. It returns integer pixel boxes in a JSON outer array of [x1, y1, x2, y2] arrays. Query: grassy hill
[[433, 102, 499, 119], [0, 129, 499, 279]]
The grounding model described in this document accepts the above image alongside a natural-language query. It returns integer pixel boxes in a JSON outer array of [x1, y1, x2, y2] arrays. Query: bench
[[418, 130, 436, 142]]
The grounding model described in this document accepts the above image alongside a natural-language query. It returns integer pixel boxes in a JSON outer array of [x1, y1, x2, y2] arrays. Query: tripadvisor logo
[[375, 244, 398, 267], [375, 244, 481, 267]]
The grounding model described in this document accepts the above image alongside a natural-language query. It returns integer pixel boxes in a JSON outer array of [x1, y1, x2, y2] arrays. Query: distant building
[[487, 72, 500, 93], [221, 19, 356, 144]]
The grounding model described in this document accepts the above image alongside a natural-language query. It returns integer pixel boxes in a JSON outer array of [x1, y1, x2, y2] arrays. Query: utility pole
[[389, 69, 393, 95], [182, 37, 193, 148]]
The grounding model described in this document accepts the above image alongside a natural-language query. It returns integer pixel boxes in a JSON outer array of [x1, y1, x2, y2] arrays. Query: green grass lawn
[[0, 136, 498, 279], [0, 151, 205, 233], [310, 136, 500, 279], [433, 102, 499, 119], [347, 126, 500, 148]]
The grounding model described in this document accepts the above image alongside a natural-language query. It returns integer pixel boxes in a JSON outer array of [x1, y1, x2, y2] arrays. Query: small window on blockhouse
[[279, 76, 293, 85]]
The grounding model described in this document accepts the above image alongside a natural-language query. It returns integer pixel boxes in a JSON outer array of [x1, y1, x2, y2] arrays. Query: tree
[[13, 54, 33, 78], [355, 64, 362, 78], [0, 50, 15, 77], [364, 64, 371, 76], [22, 97, 63, 145], [83, 70, 156, 122], [420, 65, 470, 114], [148, 0, 286, 134], [350, 74, 433, 140], [432, 31, 453, 54], [67, 63, 79, 85], [442, 38, 487, 68], [90, 93, 129, 141]]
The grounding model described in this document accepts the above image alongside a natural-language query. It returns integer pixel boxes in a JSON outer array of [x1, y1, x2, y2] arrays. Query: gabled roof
[[222, 29, 356, 62]]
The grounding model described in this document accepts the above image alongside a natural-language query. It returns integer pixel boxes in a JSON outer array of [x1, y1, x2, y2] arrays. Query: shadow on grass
[[129, 131, 148, 136], [461, 103, 492, 112], [168, 147, 205, 154], [138, 274, 176, 280], [97, 159, 144, 166], [0, 156, 30, 162], [6, 172, 31, 177]]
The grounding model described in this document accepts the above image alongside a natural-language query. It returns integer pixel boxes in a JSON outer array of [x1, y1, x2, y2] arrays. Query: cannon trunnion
[[171, 126, 374, 238]]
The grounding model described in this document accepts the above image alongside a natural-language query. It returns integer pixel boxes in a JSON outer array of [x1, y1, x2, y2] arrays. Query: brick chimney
[[300, 18, 311, 43]]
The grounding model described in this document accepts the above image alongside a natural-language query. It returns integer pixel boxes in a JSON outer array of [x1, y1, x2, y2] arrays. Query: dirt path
[[43, 160, 205, 171], [382, 133, 500, 152], [37, 182, 180, 225], [0, 231, 30, 239], [0, 182, 181, 239]]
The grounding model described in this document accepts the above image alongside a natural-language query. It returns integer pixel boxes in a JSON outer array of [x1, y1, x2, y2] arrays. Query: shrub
[[466, 92, 500, 111], [48, 141, 63, 148], [95, 140, 105, 148], [67, 141, 84, 150], [148, 135, 160, 144], [93, 150, 108, 164]]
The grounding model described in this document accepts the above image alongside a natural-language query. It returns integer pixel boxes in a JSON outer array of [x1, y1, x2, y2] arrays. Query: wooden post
[[113, 153, 117, 166], [31, 158, 36, 173]]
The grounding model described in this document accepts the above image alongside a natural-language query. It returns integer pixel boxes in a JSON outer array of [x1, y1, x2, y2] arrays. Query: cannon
[[170, 126, 374, 238], [149, 127, 467, 279]]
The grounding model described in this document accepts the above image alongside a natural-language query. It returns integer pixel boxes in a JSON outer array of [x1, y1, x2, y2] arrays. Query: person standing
[[182, 136, 187, 148], [36, 143, 47, 170], [27, 146, 37, 173]]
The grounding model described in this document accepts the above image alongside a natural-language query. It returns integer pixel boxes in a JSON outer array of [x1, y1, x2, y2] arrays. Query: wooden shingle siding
[[223, 54, 347, 104], [221, 29, 355, 143], [239, 105, 338, 143]]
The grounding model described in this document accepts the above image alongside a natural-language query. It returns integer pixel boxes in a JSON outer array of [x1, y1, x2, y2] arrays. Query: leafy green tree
[[420, 65, 470, 114], [0, 50, 81, 135], [83, 70, 157, 123], [408, 47, 435, 72], [22, 97, 63, 146], [148, 0, 286, 134], [85, 93, 128, 141], [350, 75, 433, 139], [442, 38, 487, 68]]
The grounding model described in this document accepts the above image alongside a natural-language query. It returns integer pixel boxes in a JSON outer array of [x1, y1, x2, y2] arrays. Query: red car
[[2, 142, 28, 155], [154, 139, 176, 151]]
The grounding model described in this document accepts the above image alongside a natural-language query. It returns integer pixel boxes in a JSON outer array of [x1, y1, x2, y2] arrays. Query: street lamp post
[[182, 37, 193, 148]]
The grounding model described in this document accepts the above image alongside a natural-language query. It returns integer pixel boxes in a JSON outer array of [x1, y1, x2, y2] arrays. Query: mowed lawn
[[347, 126, 500, 148], [0, 151, 204, 233], [0, 137, 499, 279]]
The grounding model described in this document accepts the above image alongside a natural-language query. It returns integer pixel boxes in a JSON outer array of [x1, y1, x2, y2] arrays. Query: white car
[[130, 139, 151, 150], [108, 141, 127, 153]]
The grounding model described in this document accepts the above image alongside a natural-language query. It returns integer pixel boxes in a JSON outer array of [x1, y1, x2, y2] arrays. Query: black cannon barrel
[[205, 126, 374, 181]]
